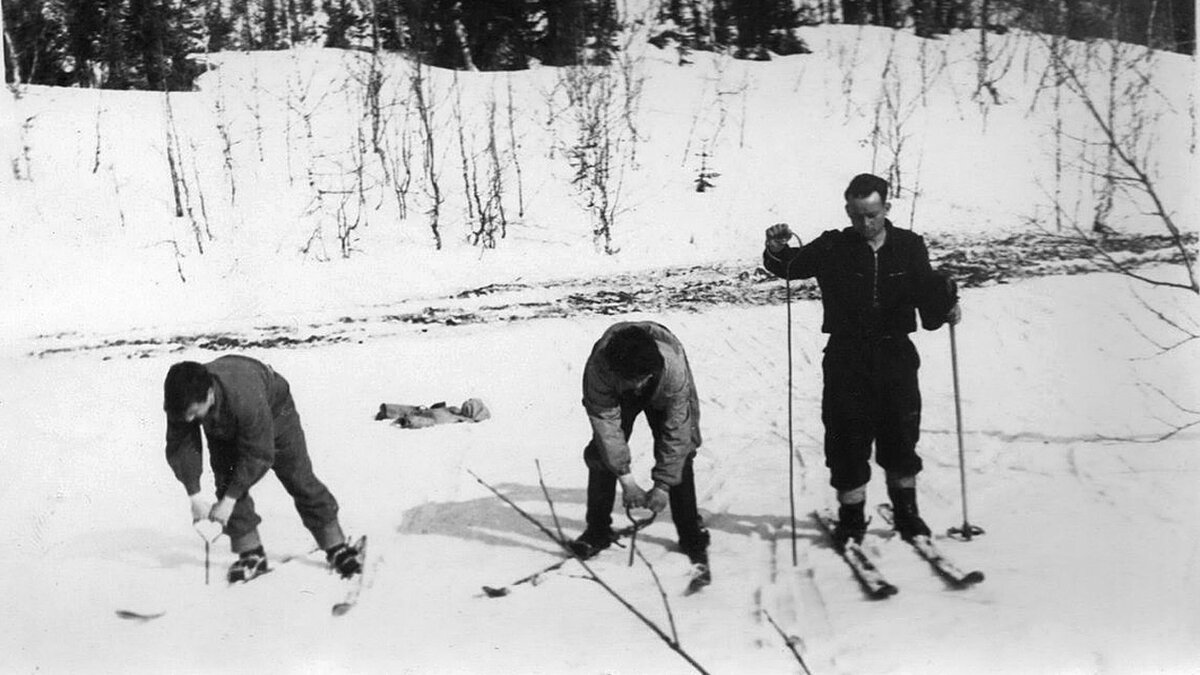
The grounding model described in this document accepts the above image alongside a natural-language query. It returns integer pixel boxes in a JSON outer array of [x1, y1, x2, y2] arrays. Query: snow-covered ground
[[1, 270, 1198, 674], [1, 19, 1197, 675]]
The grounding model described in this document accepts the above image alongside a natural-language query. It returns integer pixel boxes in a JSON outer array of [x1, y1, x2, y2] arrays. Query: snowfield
[[1, 19, 1197, 675], [2, 268, 1197, 674]]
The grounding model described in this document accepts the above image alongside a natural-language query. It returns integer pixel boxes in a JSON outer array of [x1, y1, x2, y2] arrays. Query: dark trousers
[[210, 410, 343, 553], [582, 397, 708, 553], [821, 335, 923, 492]]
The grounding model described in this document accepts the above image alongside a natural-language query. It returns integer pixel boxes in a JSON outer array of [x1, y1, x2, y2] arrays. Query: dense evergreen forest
[[3, 0, 1194, 90]]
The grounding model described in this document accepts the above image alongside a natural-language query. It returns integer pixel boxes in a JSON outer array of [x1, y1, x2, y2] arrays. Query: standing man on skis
[[163, 355, 363, 582], [762, 173, 960, 547], [572, 322, 711, 575]]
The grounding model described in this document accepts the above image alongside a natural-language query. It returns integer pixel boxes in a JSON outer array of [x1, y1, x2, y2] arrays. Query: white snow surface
[[1, 21, 1198, 675]]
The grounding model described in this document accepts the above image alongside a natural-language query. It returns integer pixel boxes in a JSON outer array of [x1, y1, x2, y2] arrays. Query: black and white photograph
[[1, 0, 1196, 672]]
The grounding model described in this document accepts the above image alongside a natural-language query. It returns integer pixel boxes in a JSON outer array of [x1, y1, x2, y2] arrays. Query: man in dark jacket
[[163, 355, 361, 582], [572, 322, 710, 571], [762, 173, 960, 547]]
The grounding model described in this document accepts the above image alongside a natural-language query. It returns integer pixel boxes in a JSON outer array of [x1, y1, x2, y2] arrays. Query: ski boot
[[227, 547, 269, 583], [682, 540, 712, 591], [833, 501, 867, 549], [888, 486, 931, 542], [326, 540, 364, 578], [567, 528, 618, 560]]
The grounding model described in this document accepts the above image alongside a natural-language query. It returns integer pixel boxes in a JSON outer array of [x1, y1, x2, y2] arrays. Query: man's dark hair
[[602, 326, 664, 380], [164, 361, 212, 419], [844, 173, 890, 202]]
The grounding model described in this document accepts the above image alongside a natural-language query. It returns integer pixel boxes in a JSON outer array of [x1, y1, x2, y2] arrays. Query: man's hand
[[618, 474, 647, 509], [764, 223, 795, 254], [208, 496, 236, 527], [645, 485, 669, 513], [189, 493, 212, 523], [948, 302, 962, 326]]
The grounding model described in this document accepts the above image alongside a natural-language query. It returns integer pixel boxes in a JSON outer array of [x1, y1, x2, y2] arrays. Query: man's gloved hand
[[189, 493, 212, 523], [944, 274, 961, 326], [645, 485, 670, 513], [618, 474, 647, 509], [208, 496, 237, 527], [948, 303, 962, 326], [764, 223, 795, 254]]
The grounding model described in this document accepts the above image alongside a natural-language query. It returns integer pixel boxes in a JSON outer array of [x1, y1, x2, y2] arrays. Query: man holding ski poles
[[163, 355, 363, 582], [762, 173, 960, 548], [570, 322, 710, 574]]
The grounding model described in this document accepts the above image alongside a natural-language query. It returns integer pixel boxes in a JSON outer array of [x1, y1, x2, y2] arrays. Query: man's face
[[845, 191, 889, 242], [183, 389, 215, 423]]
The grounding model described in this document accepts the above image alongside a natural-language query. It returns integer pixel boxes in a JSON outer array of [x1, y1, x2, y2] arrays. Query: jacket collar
[[205, 377, 229, 426]]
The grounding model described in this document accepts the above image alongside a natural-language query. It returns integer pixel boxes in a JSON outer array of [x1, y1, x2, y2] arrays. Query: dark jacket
[[165, 355, 298, 499], [582, 322, 701, 488], [763, 222, 956, 336]]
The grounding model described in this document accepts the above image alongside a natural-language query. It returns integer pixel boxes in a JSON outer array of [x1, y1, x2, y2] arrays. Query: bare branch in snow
[[469, 469, 712, 674], [411, 60, 443, 249], [1034, 32, 1196, 294], [762, 610, 814, 675], [151, 239, 188, 283], [504, 75, 525, 218]]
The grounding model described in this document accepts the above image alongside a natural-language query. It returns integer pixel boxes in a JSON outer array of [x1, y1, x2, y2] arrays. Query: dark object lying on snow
[[375, 399, 491, 428]]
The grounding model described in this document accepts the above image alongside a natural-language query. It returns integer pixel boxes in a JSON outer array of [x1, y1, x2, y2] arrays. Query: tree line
[[3, 0, 1193, 90], [828, 0, 1192, 50]]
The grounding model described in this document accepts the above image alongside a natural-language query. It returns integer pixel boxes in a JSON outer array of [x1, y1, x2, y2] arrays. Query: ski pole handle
[[624, 507, 657, 567], [193, 520, 222, 585]]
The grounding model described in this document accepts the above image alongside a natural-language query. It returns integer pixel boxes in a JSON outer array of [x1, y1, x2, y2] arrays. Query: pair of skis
[[813, 508, 983, 599], [481, 528, 711, 598], [116, 535, 370, 621]]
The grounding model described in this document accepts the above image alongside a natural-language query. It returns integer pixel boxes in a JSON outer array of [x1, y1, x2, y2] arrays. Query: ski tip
[[961, 570, 985, 585], [331, 602, 353, 616], [115, 609, 165, 621], [871, 584, 900, 599], [481, 586, 509, 598]]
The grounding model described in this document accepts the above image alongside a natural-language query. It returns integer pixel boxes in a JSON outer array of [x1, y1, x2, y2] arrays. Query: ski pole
[[947, 322, 984, 541], [771, 229, 803, 566], [194, 521, 223, 585]]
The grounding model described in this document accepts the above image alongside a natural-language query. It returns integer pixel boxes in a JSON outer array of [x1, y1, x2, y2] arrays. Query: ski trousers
[[821, 334, 924, 492], [209, 410, 344, 554]]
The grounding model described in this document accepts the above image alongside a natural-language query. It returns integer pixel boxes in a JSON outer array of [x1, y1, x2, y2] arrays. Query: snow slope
[[1, 25, 1194, 343], [1, 20, 1198, 675]]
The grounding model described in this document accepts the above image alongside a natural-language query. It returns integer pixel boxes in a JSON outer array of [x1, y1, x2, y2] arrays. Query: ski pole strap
[[624, 507, 658, 567], [625, 506, 657, 531]]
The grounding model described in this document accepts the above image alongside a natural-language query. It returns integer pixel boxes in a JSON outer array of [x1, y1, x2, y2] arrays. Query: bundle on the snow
[[375, 399, 491, 428]]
